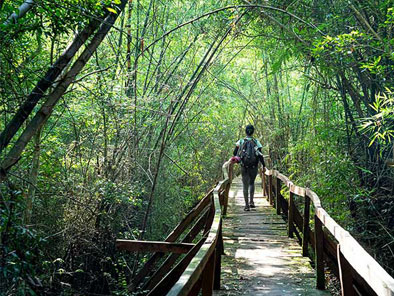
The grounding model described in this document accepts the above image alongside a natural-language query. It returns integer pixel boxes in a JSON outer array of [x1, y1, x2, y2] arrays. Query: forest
[[0, 0, 394, 295]]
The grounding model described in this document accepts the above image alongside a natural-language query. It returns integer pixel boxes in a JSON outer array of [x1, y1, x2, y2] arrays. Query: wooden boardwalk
[[214, 176, 330, 296]]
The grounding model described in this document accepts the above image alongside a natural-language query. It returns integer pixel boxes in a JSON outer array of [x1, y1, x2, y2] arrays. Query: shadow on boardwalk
[[214, 176, 330, 296]]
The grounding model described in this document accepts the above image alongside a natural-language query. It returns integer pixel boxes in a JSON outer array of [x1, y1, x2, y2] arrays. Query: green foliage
[[1, 0, 394, 293], [0, 186, 47, 295], [360, 89, 394, 147]]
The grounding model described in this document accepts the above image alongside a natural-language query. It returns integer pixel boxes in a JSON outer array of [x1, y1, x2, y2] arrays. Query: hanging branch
[[142, 4, 324, 56], [3, 0, 35, 25], [0, 12, 109, 154], [0, 0, 128, 180], [166, 13, 246, 141]]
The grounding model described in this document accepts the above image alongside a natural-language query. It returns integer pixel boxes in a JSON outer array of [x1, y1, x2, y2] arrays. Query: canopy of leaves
[[0, 0, 393, 294]]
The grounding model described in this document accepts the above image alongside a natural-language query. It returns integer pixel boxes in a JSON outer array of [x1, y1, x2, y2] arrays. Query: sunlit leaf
[[106, 7, 117, 13]]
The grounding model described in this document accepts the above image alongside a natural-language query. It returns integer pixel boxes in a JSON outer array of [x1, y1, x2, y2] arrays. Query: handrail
[[116, 159, 234, 295], [263, 167, 394, 296], [167, 160, 233, 295], [117, 158, 394, 295]]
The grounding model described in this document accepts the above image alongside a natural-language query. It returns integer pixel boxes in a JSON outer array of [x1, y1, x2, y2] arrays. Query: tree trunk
[[3, 0, 35, 25], [0, 15, 106, 153], [0, 0, 128, 180]]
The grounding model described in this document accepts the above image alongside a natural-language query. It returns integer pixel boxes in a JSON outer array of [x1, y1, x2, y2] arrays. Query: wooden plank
[[267, 172, 384, 295], [268, 174, 273, 205], [292, 200, 305, 245], [131, 190, 213, 288], [338, 246, 355, 296], [280, 177, 394, 295], [277, 172, 292, 188], [315, 215, 325, 290], [290, 184, 306, 197], [275, 178, 281, 215], [306, 188, 322, 208], [262, 168, 268, 198], [223, 182, 231, 216], [204, 196, 215, 233], [214, 223, 223, 290], [316, 207, 394, 296], [142, 209, 209, 292], [302, 196, 311, 257], [147, 237, 207, 296], [189, 277, 202, 296], [143, 253, 182, 292], [142, 164, 394, 296], [165, 190, 213, 241], [202, 250, 216, 296], [166, 184, 224, 296], [116, 240, 195, 254], [288, 192, 295, 238], [322, 233, 377, 296], [352, 271, 378, 296], [279, 191, 288, 215]]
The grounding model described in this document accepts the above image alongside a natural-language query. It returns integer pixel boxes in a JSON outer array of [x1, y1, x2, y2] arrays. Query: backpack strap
[[246, 137, 257, 146], [237, 138, 249, 157]]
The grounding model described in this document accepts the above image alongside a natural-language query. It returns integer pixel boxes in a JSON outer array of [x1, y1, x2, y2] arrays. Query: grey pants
[[241, 166, 258, 207]]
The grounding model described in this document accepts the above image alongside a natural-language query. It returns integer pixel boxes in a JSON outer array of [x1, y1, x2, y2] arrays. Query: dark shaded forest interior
[[1, 0, 394, 295]]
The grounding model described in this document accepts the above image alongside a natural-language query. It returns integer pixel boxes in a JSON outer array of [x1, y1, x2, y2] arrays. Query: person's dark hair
[[245, 124, 254, 136]]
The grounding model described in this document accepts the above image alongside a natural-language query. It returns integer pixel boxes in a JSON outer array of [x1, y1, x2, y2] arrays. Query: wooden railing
[[117, 159, 394, 296], [261, 168, 394, 296], [116, 160, 233, 295]]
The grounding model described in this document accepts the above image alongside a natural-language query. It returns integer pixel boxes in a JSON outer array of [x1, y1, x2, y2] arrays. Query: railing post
[[275, 178, 281, 215], [228, 162, 234, 181], [202, 250, 216, 296], [223, 182, 230, 216], [288, 191, 295, 238], [262, 168, 267, 198], [338, 245, 355, 296], [189, 278, 202, 296], [302, 196, 311, 257], [268, 173, 273, 205], [272, 174, 277, 209], [214, 223, 223, 290], [204, 195, 215, 233], [314, 213, 325, 290]]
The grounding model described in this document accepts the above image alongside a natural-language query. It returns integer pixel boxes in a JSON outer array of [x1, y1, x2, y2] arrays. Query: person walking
[[232, 124, 265, 211]]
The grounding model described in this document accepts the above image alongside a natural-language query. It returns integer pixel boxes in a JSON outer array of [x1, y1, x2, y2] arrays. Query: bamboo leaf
[[107, 7, 117, 14]]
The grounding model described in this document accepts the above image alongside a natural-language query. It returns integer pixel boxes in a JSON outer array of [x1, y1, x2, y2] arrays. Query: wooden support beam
[[223, 182, 230, 216], [268, 174, 273, 205], [126, 163, 394, 296], [202, 250, 216, 296], [315, 215, 325, 290], [290, 184, 306, 197], [288, 191, 295, 238], [189, 277, 202, 296], [131, 191, 213, 289], [338, 245, 355, 296], [166, 186, 223, 296], [275, 178, 281, 215], [148, 237, 206, 296], [262, 169, 268, 198], [302, 196, 311, 257], [142, 209, 209, 292], [116, 240, 195, 254], [204, 196, 215, 233], [214, 222, 223, 290]]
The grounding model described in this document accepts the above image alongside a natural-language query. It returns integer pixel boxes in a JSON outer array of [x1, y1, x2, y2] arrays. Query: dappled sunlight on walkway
[[214, 176, 330, 296]]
